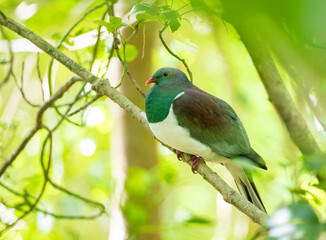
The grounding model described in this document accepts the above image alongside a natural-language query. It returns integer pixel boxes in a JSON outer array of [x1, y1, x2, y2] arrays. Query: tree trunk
[[108, 1, 159, 239]]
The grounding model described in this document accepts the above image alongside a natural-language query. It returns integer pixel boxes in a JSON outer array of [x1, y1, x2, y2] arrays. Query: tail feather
[[224, 162, 266, 213]]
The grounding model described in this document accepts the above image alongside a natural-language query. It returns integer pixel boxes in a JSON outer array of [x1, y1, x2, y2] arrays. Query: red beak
[[145, 77, 156, 85]]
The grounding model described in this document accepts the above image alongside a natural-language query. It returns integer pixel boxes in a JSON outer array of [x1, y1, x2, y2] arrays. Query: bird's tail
[[224, 162, 266, 213]]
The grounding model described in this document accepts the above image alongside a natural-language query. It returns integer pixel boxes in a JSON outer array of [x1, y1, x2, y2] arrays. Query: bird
[[145, 67, 267, 212]]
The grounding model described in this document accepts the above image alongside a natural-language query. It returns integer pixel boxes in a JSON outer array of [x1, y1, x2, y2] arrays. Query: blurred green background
[[0, 0, 325, 239]]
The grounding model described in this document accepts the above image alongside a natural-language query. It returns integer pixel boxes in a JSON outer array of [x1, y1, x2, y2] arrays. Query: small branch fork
[[67, 94, 103, 117], [0, 13, 106, 230], [0, 75, 105, 235], [0, 9, 268, 231]]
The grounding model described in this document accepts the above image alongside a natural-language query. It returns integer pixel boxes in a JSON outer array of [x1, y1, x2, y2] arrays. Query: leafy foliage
[[0, 0, 326, 239], [267, 201, 325, 240], [95, 16, 129, 33], [129, 2, 181, 32]]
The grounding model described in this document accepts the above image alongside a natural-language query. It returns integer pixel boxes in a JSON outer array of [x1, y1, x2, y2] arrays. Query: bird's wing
[[172, 86, 251, 159]]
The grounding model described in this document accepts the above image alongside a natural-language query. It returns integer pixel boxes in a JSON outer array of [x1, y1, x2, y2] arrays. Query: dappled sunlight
[[36, 211, 54, 233], [79, 138, 96, 157], [15, 2, 38, 21], [0, 0, 325, 239], [83, 106, 104, 127]]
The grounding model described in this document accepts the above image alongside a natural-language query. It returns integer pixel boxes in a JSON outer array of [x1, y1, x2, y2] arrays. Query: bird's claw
[[176, 150, 183, 160], [187, 156, 204, 174]]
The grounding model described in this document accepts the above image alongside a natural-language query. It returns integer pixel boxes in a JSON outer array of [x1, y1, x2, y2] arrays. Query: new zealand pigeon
[[145, 67, 267, 212]]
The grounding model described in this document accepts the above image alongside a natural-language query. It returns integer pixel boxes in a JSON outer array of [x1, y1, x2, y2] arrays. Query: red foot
[[187, 156, 204, 174], [176, 150, 183, 160]]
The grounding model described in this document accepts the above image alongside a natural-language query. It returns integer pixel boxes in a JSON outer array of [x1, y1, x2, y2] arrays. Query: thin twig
[[18, 61, 40, 107], [90, 9, 108, 71], [67, 94, 103, 117], [101, 39, 117, 78], [0, 86, 106, 227], [0, 127, 52, 236], [47, 2, 106, 95], [114, 35, 146, 97], [36, 53, 44, 102], [46, 100, 106, 213], [0, 26, 13, 88], [36, 75, 82, 127], [0, 10, 108, 234], [108, 17, 146, 97], [53, 104, 84, 127], [52, 83, 90, 129], [45, 3, 106, 126], [159, 25, 193, 82], [180, 10, 194, 16], [0, 85, 105, 232], [0, 179, 106, 220], [177, 3, 191, 11], [1, 200, 106, 220], [49, 179, 106, 211], [55, 90, 92, 107], [0, 126, 39, 178], [0, 75, 81, 178], [0, 13, 269, 225]]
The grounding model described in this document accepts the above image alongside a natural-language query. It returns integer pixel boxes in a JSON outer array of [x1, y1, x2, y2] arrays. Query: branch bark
[[236, 21, 321, 156], [218, 1, 324, 183], [233, 17, 324, 181], [0, 12, 268, 226]]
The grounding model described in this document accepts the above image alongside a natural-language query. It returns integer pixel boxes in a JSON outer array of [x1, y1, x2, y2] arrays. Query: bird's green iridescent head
[[145, 68, 191, 123], [145, 67, 189, 86]]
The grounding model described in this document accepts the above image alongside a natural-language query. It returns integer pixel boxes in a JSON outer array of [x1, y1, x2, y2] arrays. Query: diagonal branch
[[237, 24, 321, 155], [0, 12, 268, 226], [233, 19, 324, 183], [0, 75, 82, 177], [0, 12, 96, 82], [47, 2, 106, 95]]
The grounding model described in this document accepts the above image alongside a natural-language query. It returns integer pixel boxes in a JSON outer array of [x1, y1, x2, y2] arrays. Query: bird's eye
[[163, 72, 168, 77]]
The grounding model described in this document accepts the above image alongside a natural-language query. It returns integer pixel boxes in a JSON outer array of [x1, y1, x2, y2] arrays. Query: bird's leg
[[187, 156, 205, 174], [176, 150, 183, 160]]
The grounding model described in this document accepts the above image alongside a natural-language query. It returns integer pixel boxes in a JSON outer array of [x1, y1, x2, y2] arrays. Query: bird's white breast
[[148, 93, 216, 160]]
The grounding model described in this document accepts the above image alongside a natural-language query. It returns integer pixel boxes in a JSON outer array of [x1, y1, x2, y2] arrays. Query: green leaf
[[135, 13, 159, 23], [160, 10, 181, 32], [136, 13, 151, 22], [95, 20, 115, 33], [129, 3, 158, 15], [169, 19, 181, 32], [158, 4, 171, 11], [109, 16, 122, 26], [161, 10, 181, 20], [95, 17, 127, 33], [0, 58, 9, 64], [190, 0, 207, 11], [185, 216, 214, 225]]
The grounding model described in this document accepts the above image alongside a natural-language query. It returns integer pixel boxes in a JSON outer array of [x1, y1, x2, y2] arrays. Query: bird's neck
[[145, 83, 187, 123]]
